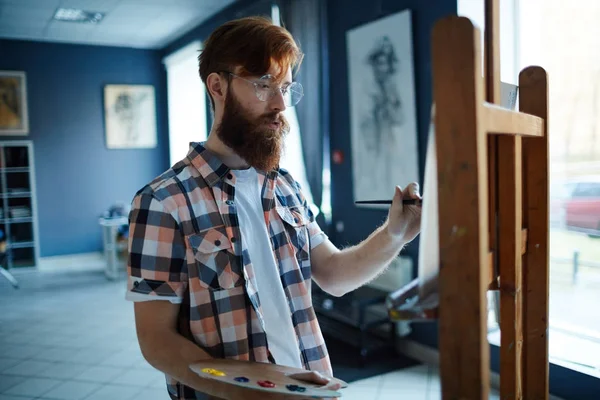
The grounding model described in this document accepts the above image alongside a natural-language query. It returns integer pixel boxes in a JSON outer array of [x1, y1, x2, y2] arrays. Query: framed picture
[[104, 84, 157, 149], [346, 9, 419, 207], [0, 71, 29, 135]]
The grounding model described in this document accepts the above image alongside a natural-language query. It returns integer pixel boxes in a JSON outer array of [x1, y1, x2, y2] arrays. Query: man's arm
[[311, 184, 421, 297], [135, 301, 338, 400], [134, 301, 216, 392]]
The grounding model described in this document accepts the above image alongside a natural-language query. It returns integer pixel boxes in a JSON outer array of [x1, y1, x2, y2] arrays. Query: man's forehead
[[266, 65, 292, 81]]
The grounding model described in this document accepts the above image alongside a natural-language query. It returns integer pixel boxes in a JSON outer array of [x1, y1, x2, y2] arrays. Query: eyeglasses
[[221, 71, 304, 107]]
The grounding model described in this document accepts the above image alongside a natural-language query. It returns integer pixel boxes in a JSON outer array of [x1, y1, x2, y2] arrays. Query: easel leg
[[520, 66, 550, 400], [432, 16, 490, 400]]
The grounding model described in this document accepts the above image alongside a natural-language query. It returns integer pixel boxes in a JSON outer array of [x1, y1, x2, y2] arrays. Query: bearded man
[[126, 16, 421, 400]]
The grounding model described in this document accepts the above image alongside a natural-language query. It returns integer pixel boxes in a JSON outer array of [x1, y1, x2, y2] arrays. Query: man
[[126, 16, 421, 400]]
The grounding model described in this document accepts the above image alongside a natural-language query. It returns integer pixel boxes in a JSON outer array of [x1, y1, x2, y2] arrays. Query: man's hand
[[237, 371, 342, 400], [386, 183, 422, 243]]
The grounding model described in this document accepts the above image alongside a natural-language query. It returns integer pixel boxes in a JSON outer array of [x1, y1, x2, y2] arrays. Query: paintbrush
[[354, 198, 423, 206]]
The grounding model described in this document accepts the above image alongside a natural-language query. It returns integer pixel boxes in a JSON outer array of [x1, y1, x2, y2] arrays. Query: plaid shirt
[[126, 142, 332, 399]]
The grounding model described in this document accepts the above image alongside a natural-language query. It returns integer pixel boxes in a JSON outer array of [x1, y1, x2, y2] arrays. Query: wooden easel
[[387, 0, 550, 399], [431, 0, 550, 398]]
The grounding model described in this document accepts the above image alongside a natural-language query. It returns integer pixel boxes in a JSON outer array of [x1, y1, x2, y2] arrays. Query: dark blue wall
[[326, 0, 454, 268], [0, 39, 169, 257]]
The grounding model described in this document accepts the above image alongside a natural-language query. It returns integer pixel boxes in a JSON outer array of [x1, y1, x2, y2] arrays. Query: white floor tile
[[3, 360, 55, 377], [3, 377, 61, 397], [378, 365, 430, 392], [33, 347, 73, 362], [0, 395, 38, 400], [64, 348, 113, 366], [82, 383, 141, 400], [111, 368, 165, 387], [40, 380, 102, 400], [338, 386, 381, 400], [379, 390, 428, 400], [0, 374, 26, 393], [73, 365, 124, 383], [0, 358, 21, 373], [131, 387, 170, 400], [38, 362, 92, 379], [1, 344, 46, 360]]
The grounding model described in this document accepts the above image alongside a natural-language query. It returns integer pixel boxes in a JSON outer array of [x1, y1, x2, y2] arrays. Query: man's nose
[[269, 89, 286, 112]]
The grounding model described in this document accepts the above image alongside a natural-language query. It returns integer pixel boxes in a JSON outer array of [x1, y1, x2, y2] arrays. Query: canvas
[[346, 9, 419, 207], [104, 84, 157, 149], [0, 71, 29, 135]]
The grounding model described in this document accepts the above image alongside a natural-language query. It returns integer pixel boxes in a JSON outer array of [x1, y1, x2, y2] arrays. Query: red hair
[[199, 16, 303, 110]]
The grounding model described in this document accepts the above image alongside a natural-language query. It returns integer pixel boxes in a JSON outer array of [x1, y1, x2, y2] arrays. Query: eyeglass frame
[[218, 70, 304, 107]]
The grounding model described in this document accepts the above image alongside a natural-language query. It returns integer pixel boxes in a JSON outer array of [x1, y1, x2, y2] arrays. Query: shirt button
[[226, 200, 234, 205], [227, 173, 233, 179], [215, 239, 221, 246], [294, 217, 299, 223], [231, 237, 237, 243]]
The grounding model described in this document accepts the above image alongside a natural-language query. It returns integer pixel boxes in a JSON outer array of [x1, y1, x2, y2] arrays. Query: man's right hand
[[225, 370, 342, 400]]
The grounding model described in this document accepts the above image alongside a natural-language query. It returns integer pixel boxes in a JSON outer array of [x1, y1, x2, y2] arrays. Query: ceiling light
[[53, 8, 105, 24]]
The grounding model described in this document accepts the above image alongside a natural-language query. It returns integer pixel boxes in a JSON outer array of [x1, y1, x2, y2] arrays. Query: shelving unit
[[0, 141, 39, 273]]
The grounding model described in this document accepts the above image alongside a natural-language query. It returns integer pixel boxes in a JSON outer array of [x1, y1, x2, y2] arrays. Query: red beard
[[216, 89, 290, 171]]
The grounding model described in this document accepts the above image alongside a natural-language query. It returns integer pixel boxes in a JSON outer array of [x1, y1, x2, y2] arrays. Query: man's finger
[[404, 182, 420, 198], [287, 371, 331, 385]]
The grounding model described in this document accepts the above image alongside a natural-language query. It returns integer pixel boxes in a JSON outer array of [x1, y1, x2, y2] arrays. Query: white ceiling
[[0, 0, 239, 49]]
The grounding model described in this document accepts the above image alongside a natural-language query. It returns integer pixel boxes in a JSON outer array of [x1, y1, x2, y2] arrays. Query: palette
[[189, 359, 348, 398]]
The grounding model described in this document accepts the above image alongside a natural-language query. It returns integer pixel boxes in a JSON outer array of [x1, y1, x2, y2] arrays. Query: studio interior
[[1, 0, 599, 399]]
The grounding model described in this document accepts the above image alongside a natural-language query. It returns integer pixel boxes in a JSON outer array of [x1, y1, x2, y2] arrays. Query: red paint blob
[[257, 380, 276, 388]]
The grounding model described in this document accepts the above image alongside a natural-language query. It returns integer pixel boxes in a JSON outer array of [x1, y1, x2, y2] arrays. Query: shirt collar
[[186, 141, 278, 187]]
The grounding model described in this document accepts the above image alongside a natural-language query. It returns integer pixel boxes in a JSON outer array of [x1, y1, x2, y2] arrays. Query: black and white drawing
[[104, 84, 157, 149], [346, 10, 419, 206]]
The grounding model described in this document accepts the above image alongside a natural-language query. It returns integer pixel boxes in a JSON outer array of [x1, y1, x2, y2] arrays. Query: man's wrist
[[382, 221, 407, 247]]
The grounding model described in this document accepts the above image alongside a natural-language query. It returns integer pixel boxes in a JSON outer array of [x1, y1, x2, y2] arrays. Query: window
[[163, 41, 207, 166], [460, 0, 600, 376], [271, 4, 317, 214]]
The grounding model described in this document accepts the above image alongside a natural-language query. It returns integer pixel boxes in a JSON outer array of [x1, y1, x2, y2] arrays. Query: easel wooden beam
[[432, 16, 490, 399], [520, 66, 550, 399], [486, 0, 501, 291], [484, 104, 545, 137]]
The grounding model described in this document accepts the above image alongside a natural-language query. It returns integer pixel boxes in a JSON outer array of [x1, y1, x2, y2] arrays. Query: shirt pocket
[[275, 206, 310, 262], [185, 225, 244, 290]]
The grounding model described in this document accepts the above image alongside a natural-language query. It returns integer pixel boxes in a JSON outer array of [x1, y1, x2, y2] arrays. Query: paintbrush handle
[[354, 198, 422, 205]]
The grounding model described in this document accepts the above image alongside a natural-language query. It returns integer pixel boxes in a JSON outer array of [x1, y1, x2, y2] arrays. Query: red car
[[564, 177, 600, 237]]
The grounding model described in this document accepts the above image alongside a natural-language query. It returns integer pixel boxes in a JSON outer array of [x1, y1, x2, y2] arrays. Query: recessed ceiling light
[[53, 8, 105, 24]]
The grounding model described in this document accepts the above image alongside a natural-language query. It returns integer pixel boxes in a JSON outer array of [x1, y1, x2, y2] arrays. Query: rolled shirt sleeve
[[125, 191, 188, 304]]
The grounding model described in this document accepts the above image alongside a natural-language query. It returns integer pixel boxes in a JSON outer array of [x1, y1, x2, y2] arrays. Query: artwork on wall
[[104, 84, 157, 149], [0, 71, 29, 135], [346, 9, 419, 207]]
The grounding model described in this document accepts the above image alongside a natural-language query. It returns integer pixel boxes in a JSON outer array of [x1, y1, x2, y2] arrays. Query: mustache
[[262, 112, 290, 133]]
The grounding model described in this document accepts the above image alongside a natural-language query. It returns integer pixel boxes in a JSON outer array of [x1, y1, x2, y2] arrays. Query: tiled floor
[[0, 267, 500, 400]]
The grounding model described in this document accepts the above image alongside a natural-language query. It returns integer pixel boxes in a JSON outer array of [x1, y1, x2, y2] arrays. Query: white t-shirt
[[233, 167, 309, 368]]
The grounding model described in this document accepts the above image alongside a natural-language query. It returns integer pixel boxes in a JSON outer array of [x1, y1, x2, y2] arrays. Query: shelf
[[1, 192, 31, 198], [0, 167, 30, 173], [10, 241, 34, 249], [0, 217, 33, 224], [0, 141, 38, 270]]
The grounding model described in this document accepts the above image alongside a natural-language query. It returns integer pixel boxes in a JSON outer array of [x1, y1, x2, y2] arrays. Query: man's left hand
[[386, 183, 422, 243]]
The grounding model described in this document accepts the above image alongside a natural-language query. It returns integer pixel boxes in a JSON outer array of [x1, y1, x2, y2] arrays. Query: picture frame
[[103, 84, 157, 149], [346, 9, 419, 208], [0, 71, 29, 135]]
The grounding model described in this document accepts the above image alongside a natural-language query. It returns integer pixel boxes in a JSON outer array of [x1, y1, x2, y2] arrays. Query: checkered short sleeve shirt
[[126, 142, 332, 399]]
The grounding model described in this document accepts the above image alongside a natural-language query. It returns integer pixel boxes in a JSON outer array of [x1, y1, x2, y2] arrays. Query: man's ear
[[206, 72, 227, 103]]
